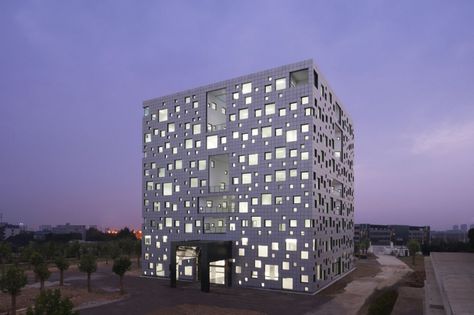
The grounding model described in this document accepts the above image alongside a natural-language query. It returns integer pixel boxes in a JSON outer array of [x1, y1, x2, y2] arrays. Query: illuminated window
[[190, 177, 199, 188], [248, 153, 258, 165], [242, 82, 252, 94], [239, 202, 248, 213], [265, 84, 272, 93], [301, 96, 309, 104], [282, 278, 293, 290], [286, 130, 297, 142], [275, 78, 286, 91], [275, 170, 286, 182], [258, 245, 268, 257], [207, 135, 218, 149], [163, 183, 173, 196], [144, 107, 150, 116], [261, 193, 272, 205], [285, 239, 297, 251], [252, 216, 262, 228], [262, 126, 272, 138], [185, 223, 193, 233], [265, 265, 278, 281], [193, 124, 201, 134], [144, 133, 151, 143], [275, 147, 286, 159], [265, 103, 276, 115], [242, 173, 252, 184], [301, 124, 309, 133], [158, 109, 168, 122], [239, 108, 249, 120]]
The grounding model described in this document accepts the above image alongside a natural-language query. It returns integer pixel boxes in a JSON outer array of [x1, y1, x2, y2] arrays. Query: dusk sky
[[1, 1, 473, 230]]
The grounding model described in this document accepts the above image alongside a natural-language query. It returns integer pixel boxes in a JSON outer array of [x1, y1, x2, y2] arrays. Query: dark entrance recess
[[170, 240, 232, 292]]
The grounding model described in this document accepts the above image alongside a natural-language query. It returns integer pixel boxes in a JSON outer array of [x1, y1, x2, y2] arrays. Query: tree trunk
[[40, 279, 44, 291], [60, 269, 64, 286], [412, 254, 416, 266], [87, 273, 91, 292], [11, 294, 17, 315], [120, 275, 124, 295]]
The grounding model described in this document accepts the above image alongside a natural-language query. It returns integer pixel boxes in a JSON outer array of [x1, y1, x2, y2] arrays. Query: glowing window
[[239, 108, 249, 120], [261, 193, 272, 205], [248, 154, 258, 166], [275, 147, 286, 159], [239, 202, 248, 213], [275, 170, 286, 182], [207, 135, 218, 149], [285, 239, 297, 251], [265, 103, 275, 115], [286, 130, 297, 142], [163, 183, 173, 196], [275, 78, 286, 91], [242, 173, 252, 184], [158, 109, 168, 122], [262, 126, 272, 138], [258, 245, 268, 257], [242, 82, 252, 94]]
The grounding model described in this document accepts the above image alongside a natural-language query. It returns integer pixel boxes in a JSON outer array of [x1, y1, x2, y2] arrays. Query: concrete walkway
[[306, 255, 412, 315]]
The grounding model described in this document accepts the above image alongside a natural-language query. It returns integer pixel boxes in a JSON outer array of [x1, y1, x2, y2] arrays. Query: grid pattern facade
[[141, 60, 355, 293]]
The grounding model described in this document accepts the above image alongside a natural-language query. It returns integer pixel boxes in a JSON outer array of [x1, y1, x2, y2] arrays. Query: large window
[[285, 239, 297, 251], [207, 135, 218, 149], [158, 109, 168, 122], [275, 78, 286, 91], [286, 130, 297, 142], [242, 82, 252, 94], [265, 265, 279, 281], [275, 147, 286, 159]]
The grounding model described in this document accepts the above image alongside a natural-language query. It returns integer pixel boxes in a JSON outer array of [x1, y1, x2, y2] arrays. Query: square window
[[245, 96, 252, 104], [239, 202, 248, 213], [258, 245, 268, 258], [265, 103, 276, 115], [262, 126, 272, 138], [158, 109, 168, 122], [286, 130, 297, 142], [242, 82, 252, 94], [242, 173, 252, 184], [193, 124, 201, 135], [265, 85, 272, 93], [261, 193, 272, 205], [275, 147, 286, 159], [207, 135, 218, 149], [233, 92, 239, 100], [275, 170, 286, 182], [239, 108, 249, 120], [301, 96, 309, 104], [248, 153, 258, 165], [163, 183, 173, 196], [275, 78, 286, 91]]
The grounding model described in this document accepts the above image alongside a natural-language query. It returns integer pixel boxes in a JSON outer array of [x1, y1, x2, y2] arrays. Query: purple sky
[[1, 1, 473, 230]]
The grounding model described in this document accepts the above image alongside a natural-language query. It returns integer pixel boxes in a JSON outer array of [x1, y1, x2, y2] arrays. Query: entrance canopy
[[170, 240, 232, 292]]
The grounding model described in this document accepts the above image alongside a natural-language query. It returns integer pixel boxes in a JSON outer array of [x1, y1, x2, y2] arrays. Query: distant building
[[431, 229, 467, 243], [460, 224, 468, 232], [0, 223, 27, 240], [35, 223, 87, 240], [452, 224, 459, 230], [354, 224, 430, 247]]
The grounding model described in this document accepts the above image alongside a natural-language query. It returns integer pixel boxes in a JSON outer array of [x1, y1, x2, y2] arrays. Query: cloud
[[411, 119, 474, 155]]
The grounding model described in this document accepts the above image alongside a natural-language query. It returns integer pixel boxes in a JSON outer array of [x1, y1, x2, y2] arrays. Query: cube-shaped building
[[141, 60, 355, 293]]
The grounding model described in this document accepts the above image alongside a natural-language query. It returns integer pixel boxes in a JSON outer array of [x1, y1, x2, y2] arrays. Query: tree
[[78, 254, 97, 293], [407, 239, 421, 265], [116, 227, 136, 240], [30, 252, 44, 282], [34, 263, 51, 291], [112, 256, 132, 295], [54, 256, 70, 286], [26, 289, 78, 315], [134, 240, 141, 266], [468, 228, 474, 251], [0, 242, 12, 272], [0, 266, 27, 315], [359, 238, 370, 257]]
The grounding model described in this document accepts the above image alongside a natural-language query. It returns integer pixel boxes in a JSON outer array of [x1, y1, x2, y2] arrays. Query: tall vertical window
[[158, 109, 168, 122]]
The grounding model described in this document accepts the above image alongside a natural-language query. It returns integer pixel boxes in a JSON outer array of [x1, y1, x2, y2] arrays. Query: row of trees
[[0, 252, 133, 315]]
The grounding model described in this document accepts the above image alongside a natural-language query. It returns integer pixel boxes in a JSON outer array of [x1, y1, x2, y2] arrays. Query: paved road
[[305, 254, 412, 315]]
